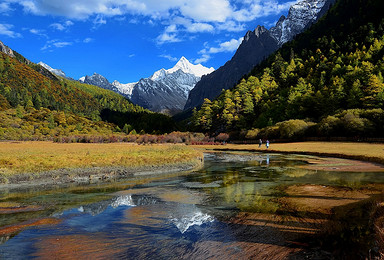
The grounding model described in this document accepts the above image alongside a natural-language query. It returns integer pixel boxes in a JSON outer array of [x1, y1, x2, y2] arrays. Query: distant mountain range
[[184, 0, 336, 110], [2, 0, 335, 117], [77, 57, 214, 114]]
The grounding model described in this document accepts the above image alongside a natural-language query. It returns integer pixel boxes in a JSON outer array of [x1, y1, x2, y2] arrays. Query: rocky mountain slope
[[79, 57, 214, 114], [0, 40, 15, 58], [130, 57, 213, 114], [38, 62, 70, 79], [184, 0, 336, 111]]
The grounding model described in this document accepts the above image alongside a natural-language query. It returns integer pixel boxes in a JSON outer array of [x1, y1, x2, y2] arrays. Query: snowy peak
[[79, 72, 116, 91], [151, 68, 168, 81], [77, 56, 215, 114], [170, 56, 214, 77], [112, 80, 136, 97], [152, 57, 214, 81], [85, 73, 109, 85], [38, 62, 67, 78], [270, 0, 328, 46]]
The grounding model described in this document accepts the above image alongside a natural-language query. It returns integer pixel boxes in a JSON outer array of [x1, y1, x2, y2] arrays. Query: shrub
[[318, 116, 340, 136], [277, 120, 314, 139], [245, 128, 260, 139], [216, 133, 229, 142], [259, 125, 280, 139], [340, 112, 373, 136]]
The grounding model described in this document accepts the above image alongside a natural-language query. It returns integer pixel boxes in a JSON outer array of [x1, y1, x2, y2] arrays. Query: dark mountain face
[[184, 0, 336, 111], [184, 26, 279, 110], [80, 73, 118, 92]]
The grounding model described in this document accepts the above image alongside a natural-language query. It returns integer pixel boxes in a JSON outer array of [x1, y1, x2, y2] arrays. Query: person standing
[[266, 140, 270, 149], [258, 139, 262, 148]]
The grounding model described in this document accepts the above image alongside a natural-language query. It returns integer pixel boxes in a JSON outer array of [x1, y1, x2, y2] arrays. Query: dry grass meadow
[[0, 141, 203, 176]]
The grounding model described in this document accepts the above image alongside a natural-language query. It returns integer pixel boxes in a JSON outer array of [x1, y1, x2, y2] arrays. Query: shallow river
[[1, 152, 384, 259]]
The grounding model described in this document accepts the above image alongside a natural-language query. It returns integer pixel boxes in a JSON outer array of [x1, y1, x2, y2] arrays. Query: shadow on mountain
[[100, 109, 179, 134]]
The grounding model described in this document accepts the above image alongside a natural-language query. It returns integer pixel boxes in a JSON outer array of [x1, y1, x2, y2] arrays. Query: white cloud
[[216, 20, 245, 32], [156, 24, 182, 44], [83, 37, 94, 43], [0, 2, 13, 13], [41, 39, 72, 50], [12, 0, 295, 26], [159, 54, 178, 62], [196, 37, 243, 63], [170, 17, 214, 33], [0, 23, 21, 38], [186, 22, 214, 33], [234, 0, 298, 21], [29, 28, 47, 38], [156, 32, 181, 45], [206, 37, 243, 54], [29, 28, 41, 34], [194, 54, 211, 64], [93, 15, 106, 25], [18, 0, 123, 19], [8, 0, 297, 46], [53, 41, 72, 48], [50, 20, 74, 31], [179, 0, 232, 22], [50, 23, 65, 31]]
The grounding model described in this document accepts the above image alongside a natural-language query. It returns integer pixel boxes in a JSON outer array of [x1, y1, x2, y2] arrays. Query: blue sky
[[0, 0, 298, 83]]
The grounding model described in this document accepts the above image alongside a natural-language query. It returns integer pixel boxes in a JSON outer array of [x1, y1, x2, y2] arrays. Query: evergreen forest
[[192, 0, 384, 140]]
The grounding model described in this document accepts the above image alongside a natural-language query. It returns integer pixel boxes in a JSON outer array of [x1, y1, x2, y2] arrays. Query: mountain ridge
[[184, 0, 335, 111], [79, 57, 214, 114]]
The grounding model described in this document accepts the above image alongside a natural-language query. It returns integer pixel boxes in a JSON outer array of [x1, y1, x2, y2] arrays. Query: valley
[[0, 0, 384, 258]]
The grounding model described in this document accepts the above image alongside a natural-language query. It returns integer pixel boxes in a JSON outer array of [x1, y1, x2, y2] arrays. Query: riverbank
[[194, 142, 384, 167], [0, 142, 204, 187]]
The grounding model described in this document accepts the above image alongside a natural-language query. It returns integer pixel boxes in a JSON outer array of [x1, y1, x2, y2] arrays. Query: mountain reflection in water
[[1, 152, 384, 259]]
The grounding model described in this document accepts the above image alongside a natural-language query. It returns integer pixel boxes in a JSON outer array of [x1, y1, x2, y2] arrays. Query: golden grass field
[[195, 142, 384, 164], [1, 141, 384, 178], [0, 141, 203, 176]]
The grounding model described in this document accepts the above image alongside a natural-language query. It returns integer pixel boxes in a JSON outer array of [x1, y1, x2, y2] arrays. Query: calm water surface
[[1, 152, 383, 259]]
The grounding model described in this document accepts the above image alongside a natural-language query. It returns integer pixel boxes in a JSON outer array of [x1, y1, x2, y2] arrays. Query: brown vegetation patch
[[0, 218, 60, 237], [32, 234, 124, 259], [0, 204, 44, 214]]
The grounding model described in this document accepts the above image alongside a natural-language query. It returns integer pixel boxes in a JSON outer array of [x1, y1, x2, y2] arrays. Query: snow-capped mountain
[[131, 57, 214, 114], [184, 0, 335, 111], [78, 57, 213, 114], [153, 56, 214, 79], [78, 73, 136, 98], [111, 80, 136, 97], [38, 62, 68, 79], [79, 72, 117, 92], [270, 0, 329, 46]]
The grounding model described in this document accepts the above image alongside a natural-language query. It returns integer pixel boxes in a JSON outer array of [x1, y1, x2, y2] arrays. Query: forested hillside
[[0, 48, 178, 139], [0, 52, 145, 119], [193, 0, 384, 139]]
